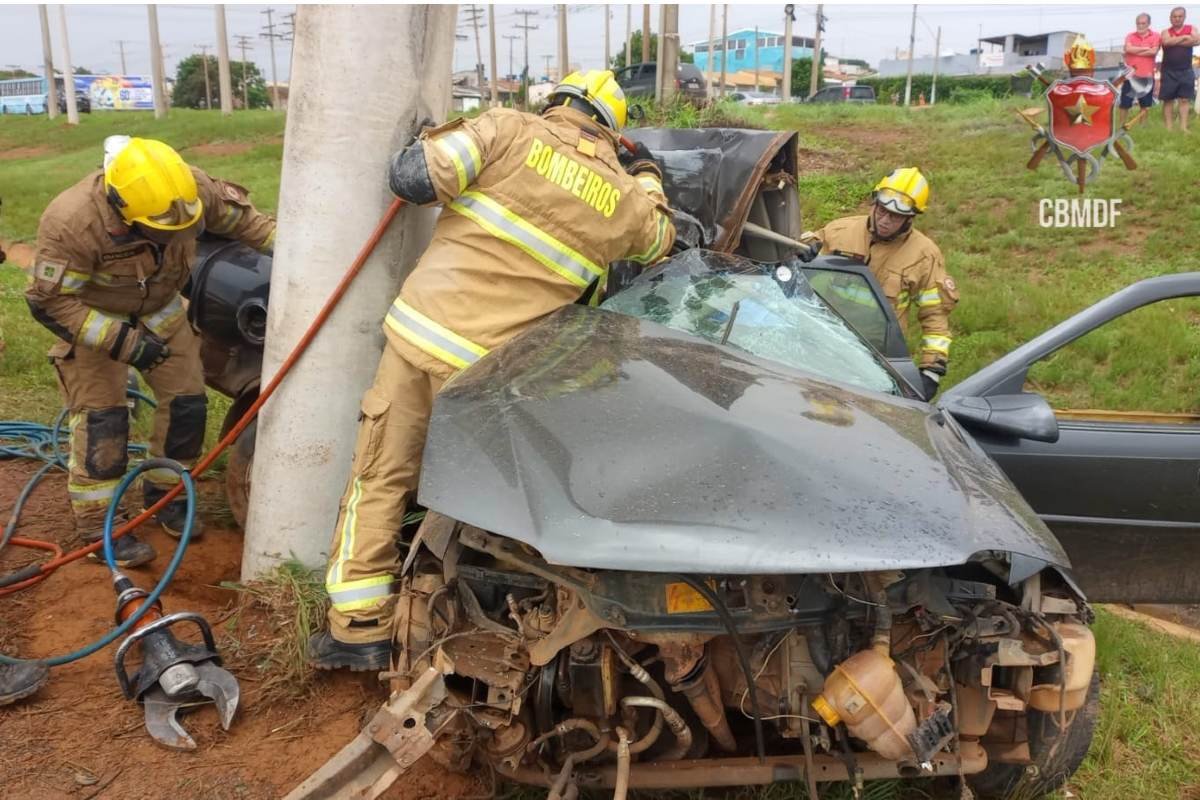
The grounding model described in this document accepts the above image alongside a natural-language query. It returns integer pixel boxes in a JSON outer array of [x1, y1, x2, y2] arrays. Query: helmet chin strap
[[869, 206, 914, 242]]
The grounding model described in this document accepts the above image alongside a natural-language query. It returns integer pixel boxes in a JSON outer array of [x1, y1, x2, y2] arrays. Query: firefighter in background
[[807, 168, 957, 400], [26, 137, 276, 567], [309, 70, 675, 670]]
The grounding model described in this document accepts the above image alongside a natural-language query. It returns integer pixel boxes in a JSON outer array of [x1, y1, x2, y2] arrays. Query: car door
[[942, 272, 1200, 603]]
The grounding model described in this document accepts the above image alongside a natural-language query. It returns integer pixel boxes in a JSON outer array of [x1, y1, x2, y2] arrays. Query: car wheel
[[969, 671, 1100, 799]]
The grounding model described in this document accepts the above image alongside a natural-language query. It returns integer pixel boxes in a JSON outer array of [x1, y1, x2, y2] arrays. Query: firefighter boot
[[0, 662, 49, 706], [83, 515, 157, 568], [307, 631, 391, 672], [144, 484, 204, 540]]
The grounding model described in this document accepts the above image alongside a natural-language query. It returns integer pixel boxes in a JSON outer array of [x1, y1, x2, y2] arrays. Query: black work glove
[[115, 326, 170, 372], [619, 141, 662, 179], [919, 368, 942, 401], [795, 240, 821, 263]]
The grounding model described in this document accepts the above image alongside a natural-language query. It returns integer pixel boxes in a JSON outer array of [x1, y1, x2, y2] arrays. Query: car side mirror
[[941, 393, 1060, 443]]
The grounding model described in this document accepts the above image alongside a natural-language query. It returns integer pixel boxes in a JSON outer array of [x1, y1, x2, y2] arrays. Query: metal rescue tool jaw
[[111, 575, 241, 751]]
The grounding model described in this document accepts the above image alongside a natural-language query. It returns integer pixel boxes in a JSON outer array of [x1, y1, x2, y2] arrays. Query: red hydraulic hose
[[0, 198, 407, 597]]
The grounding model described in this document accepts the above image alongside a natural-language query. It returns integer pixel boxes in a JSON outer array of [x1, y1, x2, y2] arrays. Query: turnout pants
[[325, 342, 445, 644], [51, 318, 207, 533]]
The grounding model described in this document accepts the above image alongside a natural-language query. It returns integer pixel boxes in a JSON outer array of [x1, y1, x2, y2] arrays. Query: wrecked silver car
[[290, 251, 1098, 800]]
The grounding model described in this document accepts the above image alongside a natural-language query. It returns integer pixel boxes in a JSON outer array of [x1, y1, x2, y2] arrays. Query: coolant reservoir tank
[[1029, 621, 1096, 713], [812, 649, 917, 761]]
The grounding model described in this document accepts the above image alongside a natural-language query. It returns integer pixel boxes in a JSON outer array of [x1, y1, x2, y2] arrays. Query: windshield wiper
[[719, 300, 741, 346]]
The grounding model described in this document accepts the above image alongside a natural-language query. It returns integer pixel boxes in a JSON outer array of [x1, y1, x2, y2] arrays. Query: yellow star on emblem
[[1064, 96, 1099, 125]]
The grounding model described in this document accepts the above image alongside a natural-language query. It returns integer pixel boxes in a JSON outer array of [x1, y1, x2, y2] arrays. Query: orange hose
[[0, 197, 406, 597]]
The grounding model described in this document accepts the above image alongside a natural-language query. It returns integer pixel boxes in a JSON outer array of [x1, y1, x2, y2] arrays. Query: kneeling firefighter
[[309, 70, 676, 670], [25, 137, 276, 567]]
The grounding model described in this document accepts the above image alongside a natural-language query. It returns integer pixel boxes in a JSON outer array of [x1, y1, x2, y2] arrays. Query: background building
[[691, 29, 814, 75]]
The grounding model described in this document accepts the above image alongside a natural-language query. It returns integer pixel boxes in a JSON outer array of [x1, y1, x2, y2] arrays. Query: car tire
[[969, 671, 1100, 799]]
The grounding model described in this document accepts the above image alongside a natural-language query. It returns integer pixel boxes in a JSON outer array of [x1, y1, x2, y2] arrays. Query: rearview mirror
[[941, 394, 1060, 443]]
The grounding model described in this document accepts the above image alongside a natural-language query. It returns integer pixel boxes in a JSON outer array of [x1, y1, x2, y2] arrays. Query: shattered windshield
[[603, 250, 900, 395]]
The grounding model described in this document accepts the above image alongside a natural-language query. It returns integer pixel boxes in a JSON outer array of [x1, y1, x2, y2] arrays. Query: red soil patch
[[186, 141, 257, 157], [0, 146, 52, 161]]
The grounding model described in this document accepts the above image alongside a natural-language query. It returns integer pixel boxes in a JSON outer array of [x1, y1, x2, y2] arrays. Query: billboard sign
[[72, 75, 156, 111]]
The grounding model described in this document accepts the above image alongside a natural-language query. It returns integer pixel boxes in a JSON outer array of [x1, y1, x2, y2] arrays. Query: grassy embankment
[[2, 104, 1200, 798]]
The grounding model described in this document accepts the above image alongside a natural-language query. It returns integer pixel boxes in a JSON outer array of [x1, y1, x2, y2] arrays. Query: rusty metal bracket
[[283, 668, 451, 800]]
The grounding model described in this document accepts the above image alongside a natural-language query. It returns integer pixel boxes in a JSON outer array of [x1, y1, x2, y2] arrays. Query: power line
[[232, 33, 254, 109]]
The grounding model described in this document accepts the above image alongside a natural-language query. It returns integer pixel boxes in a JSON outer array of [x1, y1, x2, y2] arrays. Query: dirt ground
[[0, 460, 478, 800]]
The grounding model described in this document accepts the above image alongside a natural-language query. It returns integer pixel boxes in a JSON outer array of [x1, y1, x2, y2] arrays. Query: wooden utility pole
[[196, 44, 213, 108], [719, 4, 728, 98], [904, 4, 917, 106], [233, 33, 253, 109], [931, 25, 942, 105], [463, 5, 486, 90], [641, 4, 651, 63], [503, 34, 519, 81], [705, 4, 715, 98], [809, 4, 824, 99], [659, 4, 679, 102], [38, 5, 58, 120], [781, 3, 793, 102], [753, 25, 760, 90], [261, 7, 281, 109], [514, 9, 538, 111], [557, 4, 568, 82], [625, 5, 632, 68], [147, 4, 165, 119], [488, 5, 499, 106], [115, 39, 130, 74], [215, 4, 234, 115]]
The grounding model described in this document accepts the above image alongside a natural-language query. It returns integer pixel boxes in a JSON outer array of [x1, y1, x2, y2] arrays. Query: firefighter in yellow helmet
[[308, 69, 676, 670], [26, 137, 275, 567], [805, 168, 958, 400]]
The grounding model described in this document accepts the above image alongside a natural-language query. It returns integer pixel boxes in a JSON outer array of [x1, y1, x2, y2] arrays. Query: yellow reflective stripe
[[61, 270, 90, 294], [142, 467, 181, 485], [92, 272, 116, 286], [629, 212, 669, 264], [922, 335, 952, 356], [328, 478, 363, 586], [210, 205, 243, 235], [637, 175, 662, 194], [260, 228, 276, 252], [327, 575, 395, 611], [68, 478, 120, 506], [449, 190, 604, 288], [385, 299, 489, 371], [80, 308, 121, 348], [140, 293, 184, 337], [435, 131, 483, 193], [917, 288, 941, 308]]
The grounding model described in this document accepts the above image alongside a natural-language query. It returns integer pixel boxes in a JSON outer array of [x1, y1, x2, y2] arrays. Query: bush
[[856, 74, 1028, 104]]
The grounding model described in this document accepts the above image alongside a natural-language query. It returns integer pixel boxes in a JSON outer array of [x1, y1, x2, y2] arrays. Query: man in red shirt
[[1161, 6, 1199, 132], [1121, 13, 1161, 126]]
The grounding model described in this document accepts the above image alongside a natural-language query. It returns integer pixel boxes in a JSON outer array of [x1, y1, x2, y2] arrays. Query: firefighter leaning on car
[[307, 70, 676, 671], [806, 167, 958, 400], [25, 136, 276, 568]]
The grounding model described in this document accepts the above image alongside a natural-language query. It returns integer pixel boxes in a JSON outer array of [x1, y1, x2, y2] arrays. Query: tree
[[0, 69, 36, 81], [74, 67, 93, 74], [790, 54, 827, 98], [609, 32, 693, 71], [172, 53, 268, 109]]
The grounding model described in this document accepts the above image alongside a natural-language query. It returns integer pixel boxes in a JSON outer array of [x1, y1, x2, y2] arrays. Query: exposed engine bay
[[351, 513, 1098, 799]]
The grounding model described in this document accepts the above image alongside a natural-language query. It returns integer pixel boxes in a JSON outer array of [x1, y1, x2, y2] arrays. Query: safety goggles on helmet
[[874, 187, 919, 216], [144, 198, 203, 230]]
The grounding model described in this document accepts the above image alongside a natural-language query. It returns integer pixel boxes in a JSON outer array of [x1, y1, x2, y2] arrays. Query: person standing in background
[[1160, 6, 1199, 132], [1121, 13, 1161, 126]]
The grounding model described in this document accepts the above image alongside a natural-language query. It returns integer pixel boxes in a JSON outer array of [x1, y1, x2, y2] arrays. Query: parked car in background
[[614, 61, 707, 104], [807, 84, 876, 104], [57, 89, 91, 114], [728, 89, 780, 106]]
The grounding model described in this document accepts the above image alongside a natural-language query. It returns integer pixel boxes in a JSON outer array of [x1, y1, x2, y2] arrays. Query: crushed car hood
[[418, 306, 1069, 574]]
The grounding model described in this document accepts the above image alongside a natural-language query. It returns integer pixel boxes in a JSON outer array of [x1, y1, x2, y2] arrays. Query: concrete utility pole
[[38, 5, 58, 120], [754, 25, 760, 90], [810, 4, 824, 100], [625, 4, 632, 68], [719, 4, 728, 98], [215, 5, 234, 116], [503, 33, 519, 81], [115, 39, 130, 75], [557, 4, 568, 82], [57, 7, 79, 124], [782, 4, 793, 103], [931, 25, 941, 105], [659, 4, 679, 102], [604, 6, 610, 71], [514, 9, 538, 111], [147, 5, 166, 118], [196, 44, 213, 109], [261, 7, 281, 109], [641, 4, 651, 63], [463, 5, 486, 90], [488, 5, 499, 106], [705, 4, 715, 98], [904, 3, 917, 106], [655, 4, 665, 98], [233, 34, 253, 109], [542, 54, 553, 80], [243, 5, 455, 577]]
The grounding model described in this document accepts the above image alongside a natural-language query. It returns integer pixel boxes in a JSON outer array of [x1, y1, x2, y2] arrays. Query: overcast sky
[[0, 3, 1178, 83]]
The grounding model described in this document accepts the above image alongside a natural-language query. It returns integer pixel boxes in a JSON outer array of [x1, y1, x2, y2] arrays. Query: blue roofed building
[[690, 29, 815, 75]]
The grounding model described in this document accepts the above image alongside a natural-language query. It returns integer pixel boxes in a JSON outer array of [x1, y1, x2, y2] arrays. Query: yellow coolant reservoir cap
[[811, 694, 841, 726]]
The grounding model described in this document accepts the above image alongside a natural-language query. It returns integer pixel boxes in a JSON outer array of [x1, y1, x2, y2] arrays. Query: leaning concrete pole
[[242, 5, 455, 577], [147, 5, 167, 119], [56, 6, 79, 124], [38, 5, 59, 120], [215, 5, 234, 116]]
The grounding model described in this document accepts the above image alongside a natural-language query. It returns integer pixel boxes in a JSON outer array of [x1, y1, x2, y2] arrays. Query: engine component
[[621, 696, 694, 760], [673, 656, 737, 753], [906, 702, 955, 764], [812, 647, 918, 762], [1028, 620, 1096, 713]]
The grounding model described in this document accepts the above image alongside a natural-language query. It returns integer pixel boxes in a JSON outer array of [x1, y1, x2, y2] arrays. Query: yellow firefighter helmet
[[1064, 35, 1096, 71], [873, 167, 930, 215], [548, 70, 628, 131], [104, 137, 203, 231]]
